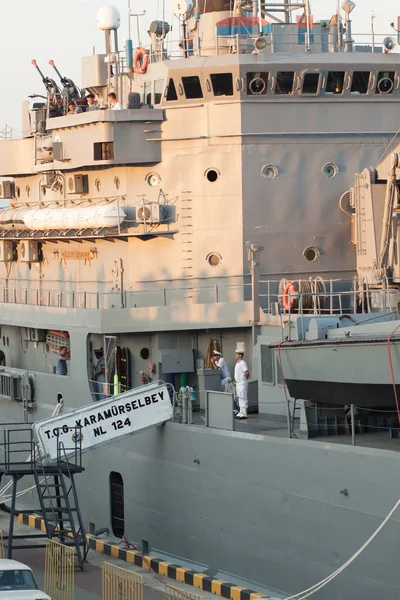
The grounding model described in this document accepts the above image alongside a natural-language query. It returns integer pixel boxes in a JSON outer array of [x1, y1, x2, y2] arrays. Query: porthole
[[205, 169, 220, 182], [206, 252, 222, 267], [16, 186, 21, 198], [322, 162, 338, 178], [146, 172, 161, 187], [95, 178, 101, 192], [140, 348, 150, 360], [249, 77, 267, 95], [261, 164, 278, 180], [303, 246, 320, 262], [25, 185, 31, 197]]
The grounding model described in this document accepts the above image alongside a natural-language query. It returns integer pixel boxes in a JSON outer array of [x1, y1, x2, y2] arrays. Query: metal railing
[[0, 280, 249, 310], [102, 562, 143, 600], [44, 539, 75, 600]]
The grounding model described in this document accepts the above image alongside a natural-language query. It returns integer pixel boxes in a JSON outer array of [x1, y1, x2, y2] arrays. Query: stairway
[[33, 443, 88, 571]]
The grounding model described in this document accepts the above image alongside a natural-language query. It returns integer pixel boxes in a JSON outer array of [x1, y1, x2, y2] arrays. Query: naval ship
[[0, 0, 399, 598]]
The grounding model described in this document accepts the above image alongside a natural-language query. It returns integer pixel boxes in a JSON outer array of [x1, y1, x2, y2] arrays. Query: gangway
[[0, 381, 172, 570]]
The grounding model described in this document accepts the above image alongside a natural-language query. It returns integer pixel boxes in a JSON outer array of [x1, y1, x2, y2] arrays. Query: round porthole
[[140, 348, 150, 360], [322, 163, 338, 178], [206, 252, 222, 267], [205, 169, 220, 182], [25, 185, 31, 197], [303, 246, 320, 262], [95, 178, 101, 192], [249, 77, 266, 95], [146, 172, 161, 187], [114, 176, 120, 190], [261, 164, 278, 180], [377, 77, 393, 94]]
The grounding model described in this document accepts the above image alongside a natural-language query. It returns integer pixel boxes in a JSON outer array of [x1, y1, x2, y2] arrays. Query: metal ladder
[[33, 441, 88, 571]]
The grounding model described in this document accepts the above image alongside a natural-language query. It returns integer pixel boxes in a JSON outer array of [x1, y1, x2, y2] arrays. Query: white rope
[[0, 401, 64, 502], [286, 498, 400, 600]]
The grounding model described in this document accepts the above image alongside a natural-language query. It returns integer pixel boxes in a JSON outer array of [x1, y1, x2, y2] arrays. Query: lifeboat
[[20, 205, 126, 231]]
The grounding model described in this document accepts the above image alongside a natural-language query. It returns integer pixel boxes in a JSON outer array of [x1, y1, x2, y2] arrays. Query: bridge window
[[247, 72, 269, 95], [351, 71, 370, 94], [154, 79, 164, 105], [275, 71, 294, 95], [302, 72, 320, 94], [94, 143, 114, 161], [182, 76, 203, 99], [210, 73, 233, 96], [376, 71, 395, 94], [166, 78, 178, 101], [326, 71, 345, 94], [110, 471, 124, 538]]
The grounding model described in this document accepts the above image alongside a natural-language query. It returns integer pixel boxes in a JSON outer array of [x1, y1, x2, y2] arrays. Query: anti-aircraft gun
[[31, 59, 63, 117], [49, 60, 80, 101]]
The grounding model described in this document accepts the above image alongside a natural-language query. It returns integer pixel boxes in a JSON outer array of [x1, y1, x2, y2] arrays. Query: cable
[[387, 322, 400, 425], [285, 498, 400, 599]]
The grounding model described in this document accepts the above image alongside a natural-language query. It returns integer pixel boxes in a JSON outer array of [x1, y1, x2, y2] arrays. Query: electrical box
[[19, 240, 40, 263], [0, 241, 15, 262], [160, 349, 194, 373], [81, 54, 108, 89], [0, 180, 14, 199], [67, 174, 88, 195]]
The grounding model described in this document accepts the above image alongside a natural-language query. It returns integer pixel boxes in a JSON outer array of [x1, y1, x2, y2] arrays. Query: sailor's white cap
[[213, 350, 222, 355], [235, 349, 244, 354]]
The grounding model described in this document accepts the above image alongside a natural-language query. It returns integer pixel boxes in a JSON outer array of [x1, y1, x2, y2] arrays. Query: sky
[[0, 0, 396, 132]]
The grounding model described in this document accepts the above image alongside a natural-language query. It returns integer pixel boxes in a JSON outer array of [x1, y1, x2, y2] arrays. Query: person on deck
[[108, 92, 123, 110], [234, 350, 249, 420], [56, 346, 69, 376], [211, 350, 232, 392]]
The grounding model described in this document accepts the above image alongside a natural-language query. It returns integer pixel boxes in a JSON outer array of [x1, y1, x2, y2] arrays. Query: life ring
[[134, 48, 149, 75], [282, 282, 296, 311]]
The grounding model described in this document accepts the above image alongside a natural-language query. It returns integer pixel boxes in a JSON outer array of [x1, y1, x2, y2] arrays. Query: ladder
[[33, 439, 88, 571]]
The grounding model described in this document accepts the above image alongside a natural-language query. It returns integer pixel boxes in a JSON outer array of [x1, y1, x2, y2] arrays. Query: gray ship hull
[[77, 422, 400, 600]]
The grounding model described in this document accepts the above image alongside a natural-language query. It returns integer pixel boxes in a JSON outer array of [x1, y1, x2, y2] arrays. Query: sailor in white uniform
[[211, 350, 232, 391], [234, 350, 249, 419]]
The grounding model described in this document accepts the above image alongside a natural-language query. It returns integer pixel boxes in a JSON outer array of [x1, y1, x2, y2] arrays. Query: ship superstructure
[[0, 1, 398, 599]]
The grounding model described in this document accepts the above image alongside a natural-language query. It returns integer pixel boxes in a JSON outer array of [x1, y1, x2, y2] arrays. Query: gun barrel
[[49, 59, 63, 82]]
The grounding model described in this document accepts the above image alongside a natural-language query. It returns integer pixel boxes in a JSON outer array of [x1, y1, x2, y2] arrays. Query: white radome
[[97, 5, 121, 31], [172, 0, 193, 16]]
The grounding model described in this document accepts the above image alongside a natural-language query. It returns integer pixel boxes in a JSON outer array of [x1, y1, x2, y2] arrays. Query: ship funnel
[[383, 36, 398, 51]]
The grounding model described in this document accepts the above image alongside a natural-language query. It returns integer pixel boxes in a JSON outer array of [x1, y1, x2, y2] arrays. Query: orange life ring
[[133, 47, 149, 75], [282, 282, 296, 311]]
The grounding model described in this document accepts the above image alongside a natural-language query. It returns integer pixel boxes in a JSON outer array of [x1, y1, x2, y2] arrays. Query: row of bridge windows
[[151, 70, 396, 104]]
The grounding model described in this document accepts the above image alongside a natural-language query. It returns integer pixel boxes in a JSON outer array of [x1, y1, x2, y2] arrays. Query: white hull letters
[[33, 382, 172, 464]]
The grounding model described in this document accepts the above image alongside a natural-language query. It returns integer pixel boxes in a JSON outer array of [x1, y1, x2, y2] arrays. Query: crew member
[[234, 349, 249, 419], [67, 101, 83, 115], [211, 350, 232, 392], [108, 92, 123, 110], [56, 346, 69, 376], [86, 93, 99, 111], [94, 348, 107, 401]]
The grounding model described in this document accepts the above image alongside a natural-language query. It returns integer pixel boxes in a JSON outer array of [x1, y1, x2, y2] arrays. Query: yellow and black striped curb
[[17, 513, 268, 600]]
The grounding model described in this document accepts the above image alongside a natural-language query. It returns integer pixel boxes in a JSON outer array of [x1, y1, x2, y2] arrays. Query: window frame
[[181, 75, 204, 100], [350, 71, 371, 95], [301, 71, 322, 95]]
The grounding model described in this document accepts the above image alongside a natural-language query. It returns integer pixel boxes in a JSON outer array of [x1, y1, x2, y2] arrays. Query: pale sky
[[0, 0, 396, 132]]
